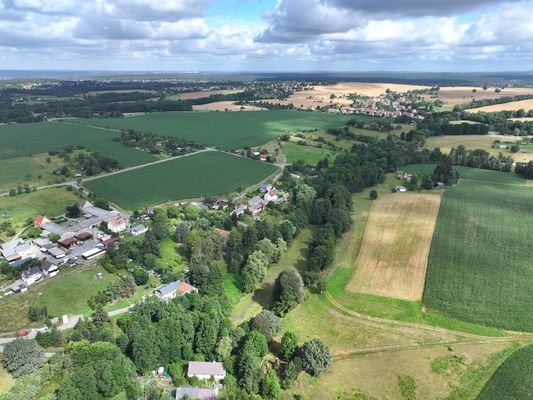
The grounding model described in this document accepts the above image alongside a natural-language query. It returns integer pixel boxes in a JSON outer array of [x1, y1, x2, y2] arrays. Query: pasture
[[476, 344, 533, 400], [423, 172, 533, 331], [347, 192, 442, 301], [0, 122, 155, 167], [74, 111, 353, 149], [84, 151, 277, 210], [430, 86, 533, 107], [281, 142, 336, 165], [466, 98, 533, 113], [0, 154, 65, 193]]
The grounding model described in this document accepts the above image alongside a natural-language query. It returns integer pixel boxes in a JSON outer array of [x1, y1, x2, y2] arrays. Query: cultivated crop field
[[466, 98, 533, 113], [348, 192, 442, 301], [0, 122, 155, 167], [192, 101, 266, 111], [84, 151, 277, 210], [430, 86, 533, 107], [423, 171, 533, 331], [74, 110, 353, 149], [477, 344, 533, 400]]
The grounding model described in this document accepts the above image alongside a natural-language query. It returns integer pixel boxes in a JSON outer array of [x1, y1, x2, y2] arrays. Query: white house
[[264, 189, 278, 203], [21, 266, 43, 286], [40, 260, 59, 277], [154, 280, 197, 301], [187, 361, 226, 382], [107, 217, 127, 233], [130, 224, 148, 236]]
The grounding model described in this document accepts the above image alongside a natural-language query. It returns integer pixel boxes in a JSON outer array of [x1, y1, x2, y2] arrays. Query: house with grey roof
[[154, 280, 197, 301], [187, 361, 226, 381], [175, 385, 222, 400], [21, 266, 42, 286], [41, 259, 59, 277], [130, 224, 148, 236]]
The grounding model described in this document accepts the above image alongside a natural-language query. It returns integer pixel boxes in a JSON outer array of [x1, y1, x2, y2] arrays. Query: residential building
[[175, 385, 221, 400], [395, 185, 408, 192], [21, 266, 42, 285], [264, 189, 278, 203], [48, 247, 66, 259], [130, 224, 148, 236], [41, 260, 59, 277], [107, 217, 127, 233], [187, 361, 226, 381], [230, 204, 247, 217], [258, 183, 273, 192], [33, 215, 49, 227], [154, 280, 197, 301]]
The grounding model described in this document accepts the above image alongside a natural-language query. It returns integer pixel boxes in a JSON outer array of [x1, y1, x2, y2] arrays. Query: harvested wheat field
[[466, 98, 533, 113], [433, 86, 533, 107], [265, 82, 429, 110], [348, 192, 442, 301], [192, 101, 266, 111]]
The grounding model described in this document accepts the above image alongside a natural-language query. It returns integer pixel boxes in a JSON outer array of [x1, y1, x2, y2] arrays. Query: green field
[[476, 345, 533, 400], [84, 151, 278, 210], [281, 142, 336, 165], [404, 164, 526, 185], [74, 111, 353, 149], [0, 267, 115, 332], [0, 122, 155, 167], [0, 187, 80, 239], [422, 168, 533, 331]]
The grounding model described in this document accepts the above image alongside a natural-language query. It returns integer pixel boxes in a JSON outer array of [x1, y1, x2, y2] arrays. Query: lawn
[[231, 227, 314, 325], [0, 121, 155, 167], [84, 151, 278, 210], [74, 111, 353, 149], [423, 175, 533, 331], [281, 142, 336, 165], [158, 237, 187, 273], [0, 266, 116, 332], [403, 164, 526, 185], [476, 344, 533, 400], [0, 187, 80, 239], [348, 192, 442, 301], [0, 153, 65, 193]]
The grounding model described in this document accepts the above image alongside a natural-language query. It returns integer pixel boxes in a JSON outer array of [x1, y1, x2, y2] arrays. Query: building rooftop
[[188, 361, 226, 377]]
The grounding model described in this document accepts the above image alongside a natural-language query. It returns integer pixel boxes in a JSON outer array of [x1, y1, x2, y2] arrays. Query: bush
[[251, 310, 281, 342], [2, 339, 44, 377], [132, 268, 149, 286], [28, 304, 48, 322], [299, 339, 332, 376], [369, 189, 378, 200]]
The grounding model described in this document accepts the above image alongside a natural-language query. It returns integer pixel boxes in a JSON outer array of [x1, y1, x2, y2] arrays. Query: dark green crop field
[[0, 122, 155, 167], [74, 111, 354, 149], [477, 345, 533, 400], [84, 151, 277, 210], [422, 168, 533, 331]]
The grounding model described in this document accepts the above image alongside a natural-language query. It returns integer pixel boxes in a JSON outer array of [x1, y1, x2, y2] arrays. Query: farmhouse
[[33, 215, 49, 227], [231, 204, 247, 217], [264, 189, 279, 203], [21, 266, 42, 286], [211, 198, 229, 210], [175, 385, 222, 400], [397, 171, 413, 181], [40, 259, 59, 277], [258, 183, 273, 192], [248, 196, 266, 217], [48, 247, 66, 259], [1, 240, 40, 263], [154, 280, 197, 301], [187, 361, 226, 381], [107, 216, 128, 233], [130, 224, 148, 236]]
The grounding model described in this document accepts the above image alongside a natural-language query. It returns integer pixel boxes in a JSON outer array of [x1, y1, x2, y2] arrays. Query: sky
[[0, 0, 532, 72]]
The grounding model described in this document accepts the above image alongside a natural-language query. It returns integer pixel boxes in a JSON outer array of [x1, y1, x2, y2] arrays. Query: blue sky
[[0, 0, 532, 71]]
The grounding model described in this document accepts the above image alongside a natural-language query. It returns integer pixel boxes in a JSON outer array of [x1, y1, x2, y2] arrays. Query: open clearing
[[281, 142, 336, 165], [420, 168, 533, 331], [477, 344, 533, 400], [84, 151, 277, 210], [348, 192, 442, 301], [0, 153, 65, 193], [465, 98, 533, 113], [431, 86, 533, 107], [192, 101, 266, 111], [0, 121, 155, 167], [74, 111, 353, 149], [0, 266, 115, 332]]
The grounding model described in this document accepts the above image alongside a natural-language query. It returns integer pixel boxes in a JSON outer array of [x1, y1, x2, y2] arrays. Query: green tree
[[92, 304, 110, 328], [132, 268, 149, 285], [273, 267, 304, 316], [261, 368, 281, 400], [3, 339, 44, 377], [369, 189, 378, 200], [299, 339, 332, 376], [251, 310, 281, 342], [280, 331, 298, 361]]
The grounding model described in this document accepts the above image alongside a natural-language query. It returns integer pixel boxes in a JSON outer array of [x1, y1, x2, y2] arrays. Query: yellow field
[[347, 192, 442, 301], [265, 82, 429, 110], [466, 98, 533, 113], [509, 117, 533, 122], [432, 86, 533, 107], [192, 101, 266, 111], [425, 134, 533, 163]]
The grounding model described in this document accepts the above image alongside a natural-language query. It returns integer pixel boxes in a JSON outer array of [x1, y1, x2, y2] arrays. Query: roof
[[41, 260, 58, 272], [259, 183, 272, 190], [188, 361, 226, 377], [131, 224, 147, 233], [248, 196, 263, 206], [266, 189, 277, 197], [155, 280, 181, 297], [76, 232, 92, 240], [34, 215, 47, 226], [175, 387, 219, 400], [78, 199, 93, 210], [48, 247, 66, 257], [59, 237, 76, 247], [22, 266, 42, 278], [178, 281, 196, 294], [41, 222, 67, 236], [101, 237, 119, 246], [108, 217, 126, 228]]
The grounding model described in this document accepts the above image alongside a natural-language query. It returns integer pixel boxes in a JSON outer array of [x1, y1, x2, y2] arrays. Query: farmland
[[192, 101, 266, 111], [466, 98, 533, 113], [0, 153, 65, 193], [423, 170, 533, 331], [348, 192, 442, 301], [429, 86, 533, 107], [476, 344, 533, 400], [73, 110, 354, 149], [281, 142, 336, 165], [0, 122, 155, 167], [84, 151, 277, 210]]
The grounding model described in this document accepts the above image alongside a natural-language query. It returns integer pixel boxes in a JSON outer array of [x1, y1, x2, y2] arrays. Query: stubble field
[[348, 192, 442, 301], [465, 98, 533, 113]]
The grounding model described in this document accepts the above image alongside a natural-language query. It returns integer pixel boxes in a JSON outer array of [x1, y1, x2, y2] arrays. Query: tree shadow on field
[[252, 283, 274, 309]]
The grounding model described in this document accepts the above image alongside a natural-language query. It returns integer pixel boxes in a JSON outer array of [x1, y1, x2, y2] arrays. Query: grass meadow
[[0, 153, 65, 193], [281, 142, 336, 165], [75, 111, 353, 149], [0, 122, 155, 167], [420, 169, 533, 331], [476, 344, 533, 400], [84, 151, 277, 210]]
